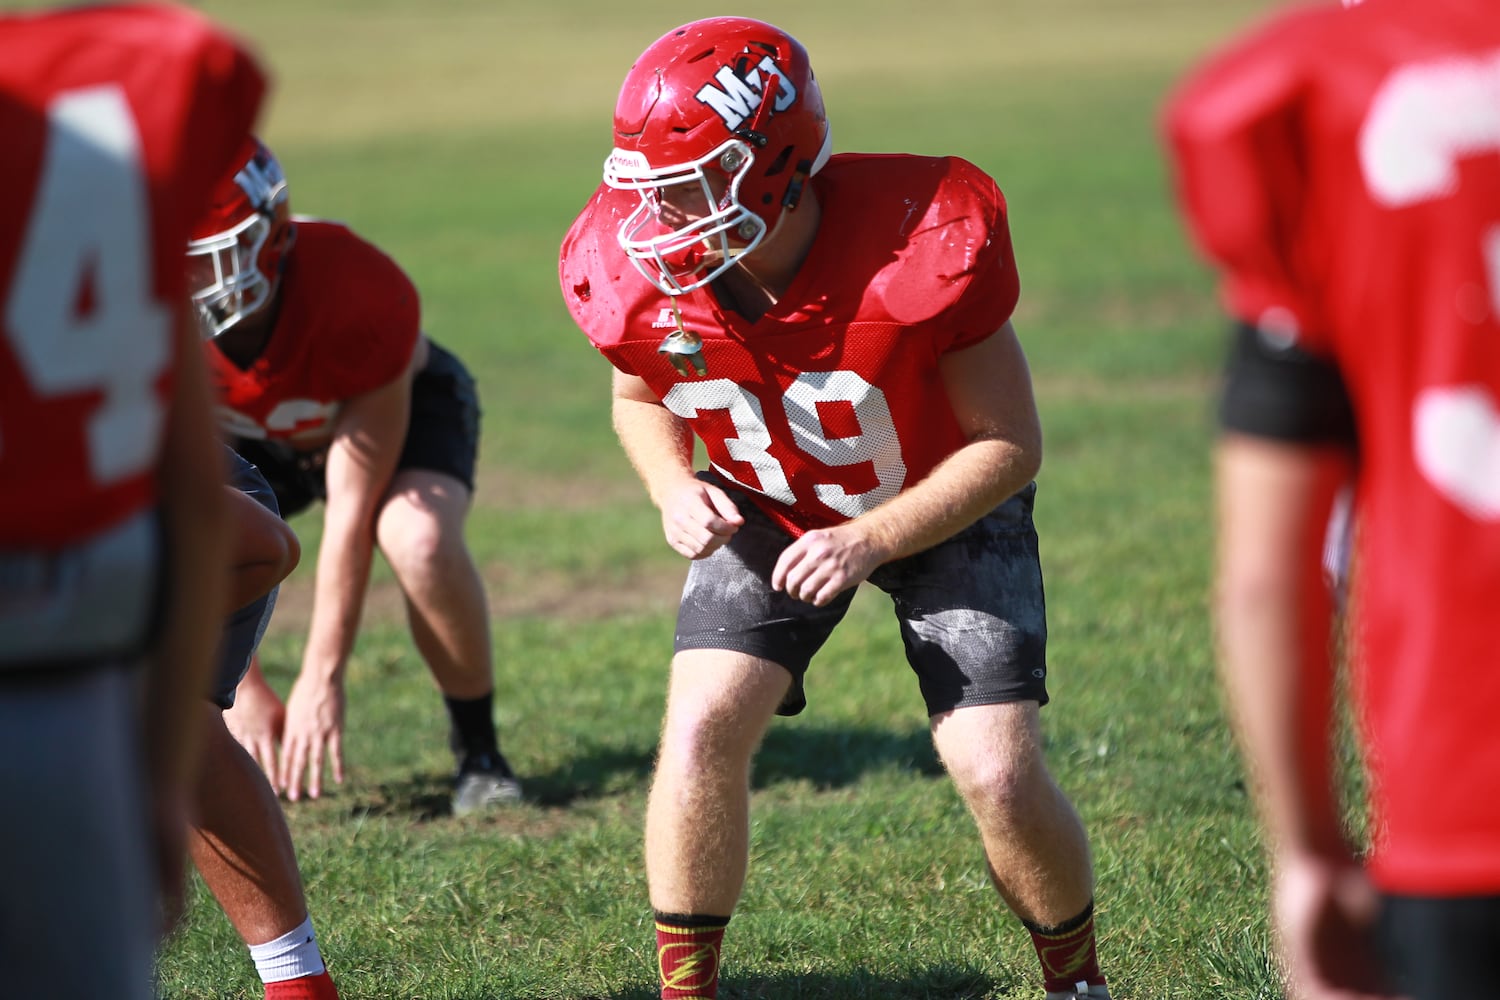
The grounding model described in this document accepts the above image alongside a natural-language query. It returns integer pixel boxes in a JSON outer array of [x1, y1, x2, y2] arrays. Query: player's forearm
[[299, 513, 375, 684], [852, 323, 1044, 562], [1217, 571, 1344, 856], [1214, 437, 1350, 857], [613, 394, 698, 508], [854, 435, 1039, 563], [300, 396, 405, 684]]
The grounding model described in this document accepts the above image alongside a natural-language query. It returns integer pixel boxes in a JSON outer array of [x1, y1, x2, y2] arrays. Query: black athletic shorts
[[232, 340, 480, 518], [674, 473, 1049, 717], [1376, 891, 1500, 999], [210, 448, 279, 709]]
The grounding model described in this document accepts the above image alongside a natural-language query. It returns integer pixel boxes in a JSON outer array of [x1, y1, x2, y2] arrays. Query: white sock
[[248, 915, 326, 984]]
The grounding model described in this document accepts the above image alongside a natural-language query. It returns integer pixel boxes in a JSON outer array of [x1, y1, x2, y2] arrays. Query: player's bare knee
[[378, 517, 449, 582], [661, 703, 764, 775], [275, 518, 302, 577], [950, 749, 1050, 823], [195, 707, 243, 781]]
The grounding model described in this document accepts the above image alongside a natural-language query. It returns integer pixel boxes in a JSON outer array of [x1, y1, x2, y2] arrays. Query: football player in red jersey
[[0, 3, 259, 997], [187, 138, 521, 815], [560, 18, 1108, 1000], [1165, 1, 1500, 996]]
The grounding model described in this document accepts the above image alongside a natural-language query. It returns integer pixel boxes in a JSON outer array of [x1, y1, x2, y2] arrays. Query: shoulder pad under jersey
[[1162, 4, 1339, 342], [558, 184, 655, 351], [282, 219, 421, 391], [833, 154, 1014, 327]]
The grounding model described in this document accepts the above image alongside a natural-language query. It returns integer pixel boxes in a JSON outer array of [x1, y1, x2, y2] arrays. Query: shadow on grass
[[754, 722, 945, 788], [517, 722, 943, 805], [578, 961, 1004, 999], [346, 773, 453, 821], [344, 723, 944, 820]]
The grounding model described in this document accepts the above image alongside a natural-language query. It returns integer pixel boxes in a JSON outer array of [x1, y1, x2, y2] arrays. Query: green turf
[[143, 2, 1339, 997]]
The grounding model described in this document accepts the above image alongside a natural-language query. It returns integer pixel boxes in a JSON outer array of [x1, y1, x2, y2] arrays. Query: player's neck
[[715, 191, 821, 321], [213, 306, 276, 370]]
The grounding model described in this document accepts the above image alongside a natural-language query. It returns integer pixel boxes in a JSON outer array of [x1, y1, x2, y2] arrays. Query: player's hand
[[660, 478, 744, 559], [771, 524, 884, 607], [1272, 851, 1406, 1000], [223, 665, 286, 784], [277, 673, 346, 801]]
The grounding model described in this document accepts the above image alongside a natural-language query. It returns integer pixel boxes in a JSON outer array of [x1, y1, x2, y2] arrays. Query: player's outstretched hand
[[660, 478, 744, 560], [1273, 851, 1409, 1000], [223, 658, 286, 784], [277, 674, 346, 801], [771, 524, 884, 607]]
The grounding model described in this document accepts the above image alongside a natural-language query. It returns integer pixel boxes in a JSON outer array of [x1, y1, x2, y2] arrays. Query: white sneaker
[[1044, 983, 1110, 1000]]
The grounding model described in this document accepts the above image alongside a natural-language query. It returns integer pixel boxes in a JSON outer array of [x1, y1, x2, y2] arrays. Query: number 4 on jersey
[[3, 85, 170, 485]]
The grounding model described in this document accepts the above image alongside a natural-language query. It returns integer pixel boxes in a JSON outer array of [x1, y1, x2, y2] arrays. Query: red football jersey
[[560, 153, 1021, 537], [0, 3, 263, 547], [207, 219, 421, 444], [1166, 0, 1500, 894]]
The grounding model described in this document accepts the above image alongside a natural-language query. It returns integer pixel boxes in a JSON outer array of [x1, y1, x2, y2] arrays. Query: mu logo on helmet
[[695, 54, 798, 132], [235, 150, 286, 213]]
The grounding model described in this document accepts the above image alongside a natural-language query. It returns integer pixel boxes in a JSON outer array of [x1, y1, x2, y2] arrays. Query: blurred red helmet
[[604, 17, 831, 294], [186, 136, 296, 338]]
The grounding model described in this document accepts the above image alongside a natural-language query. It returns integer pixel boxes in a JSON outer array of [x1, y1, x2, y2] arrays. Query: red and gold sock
[[1023, 900, 1106, 993], [654, 912, 729, 999]]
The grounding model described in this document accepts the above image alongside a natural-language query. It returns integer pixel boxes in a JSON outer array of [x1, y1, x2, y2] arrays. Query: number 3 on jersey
[[3, 86, 169, 484], [663, 372, 908, 517]]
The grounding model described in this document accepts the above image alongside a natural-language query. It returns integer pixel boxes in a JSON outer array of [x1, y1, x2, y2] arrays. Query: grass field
[[128, 1, 1311, 996]]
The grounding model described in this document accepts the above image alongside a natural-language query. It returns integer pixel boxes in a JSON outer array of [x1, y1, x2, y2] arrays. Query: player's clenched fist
[[772, 525, 884, 607], [659, 477, 745, 560]]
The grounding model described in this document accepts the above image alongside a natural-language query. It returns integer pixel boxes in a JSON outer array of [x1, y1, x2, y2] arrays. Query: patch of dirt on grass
[[469, 465, 644, 513], [346, 779, 645, 834], [263, 466, 684, 636], [264, 558, 686, 636]]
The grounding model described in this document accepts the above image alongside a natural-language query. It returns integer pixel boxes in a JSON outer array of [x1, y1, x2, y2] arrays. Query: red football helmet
[[604, 17, 832, 295], [186, 136, 296, 338]]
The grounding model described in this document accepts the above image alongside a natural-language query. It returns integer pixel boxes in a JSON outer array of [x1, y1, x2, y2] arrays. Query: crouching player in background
[[189, 139, 522, 816]]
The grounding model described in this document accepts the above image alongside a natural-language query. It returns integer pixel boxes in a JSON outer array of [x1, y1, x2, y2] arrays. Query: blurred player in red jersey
[[1165, 1, 1500, 996], [187, 139, 521, 815], [560, 18, 1108, 1000], [0, 3, 258, 996]]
